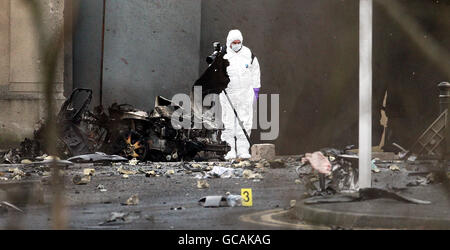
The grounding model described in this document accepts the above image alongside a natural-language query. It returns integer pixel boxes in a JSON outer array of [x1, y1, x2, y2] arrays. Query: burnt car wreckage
[[1, 42, 241, 163], [2, 88, 229, 163], [3, 42, 236, 164]]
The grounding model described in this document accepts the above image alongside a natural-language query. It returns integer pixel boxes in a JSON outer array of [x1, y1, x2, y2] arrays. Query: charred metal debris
[[297, 146, 443, 205], [1, 88, 229, 164]]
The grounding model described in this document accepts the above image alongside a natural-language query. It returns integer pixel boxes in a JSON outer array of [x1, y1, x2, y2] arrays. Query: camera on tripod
[[206, 42, 224, 64]]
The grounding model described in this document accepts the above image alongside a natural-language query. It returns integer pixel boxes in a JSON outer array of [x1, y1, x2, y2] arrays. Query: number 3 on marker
[[241, 188, 252, 207]]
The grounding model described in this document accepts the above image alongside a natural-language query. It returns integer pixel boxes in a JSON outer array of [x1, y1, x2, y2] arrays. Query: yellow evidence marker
[[241, 188, 253, 207]]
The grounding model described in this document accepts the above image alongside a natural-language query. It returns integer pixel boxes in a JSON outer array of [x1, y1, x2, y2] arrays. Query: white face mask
[[231, 43, 242, 52]]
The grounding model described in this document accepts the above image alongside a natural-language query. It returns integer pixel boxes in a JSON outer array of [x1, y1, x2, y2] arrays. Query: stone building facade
[[0, 0, 66, 148]]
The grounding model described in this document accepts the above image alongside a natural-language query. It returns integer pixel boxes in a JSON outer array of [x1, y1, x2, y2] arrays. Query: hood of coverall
[[226, 30, 244, 50]]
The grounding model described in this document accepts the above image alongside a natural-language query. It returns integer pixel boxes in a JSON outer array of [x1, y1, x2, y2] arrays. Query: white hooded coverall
[[220, 30, 261, 159]]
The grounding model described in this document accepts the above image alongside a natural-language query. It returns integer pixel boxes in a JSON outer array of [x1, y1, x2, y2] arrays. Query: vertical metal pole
[[359, 0, 373, 188], [99, 0, 106, 106]]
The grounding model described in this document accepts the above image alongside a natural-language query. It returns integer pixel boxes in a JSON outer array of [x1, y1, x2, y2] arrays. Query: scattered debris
[[225, 194, 242, 207], [389, 165, 401, 171], [170, 207, 185, 211], [117, 166, 137, 175], [68, 152, 128, 163], [243, 169, 263, 179], [197, 180, 210, 189], [298, 148, 359, 195], [83, 168, 95, 176], [289, 200, 297, 208], [199, 193, 243, 208], [207, 166, 238, 178], [145, 170, 156, 177], [99, 211, 141, 225], [122, 194, 139, 206], [96, 184, 107, 192], [9, 168, 25, 177], [198, 196, 229, 208], [302, 152, 332, 175], [73, 175, 91, 185], [295, 179, 302, 184], [20, 159, 32, 164], [129, 158, 139, 165], [232, 160, 252, 168], [371, 159, 381, 173]]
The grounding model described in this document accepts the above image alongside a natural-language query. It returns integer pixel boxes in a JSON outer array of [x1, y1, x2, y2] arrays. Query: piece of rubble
[[233, 160, 252, 168], [73, 175, 91, 185], [191, 163, 202, 169], [44, 155, 61, 161], [259, 159, 271, 168], [117, 166, 137, 175], [83, 168, 95, 176], [290, 200, 297, 208], [96, 184, 107, 192], [197, 180, 210, 189], [254, 162, 265, 169], [9, 168, 25, 177], [129, 158, 139, 166], [122, 194, 139, 206], [208, 166, 236, 178], [295, 179, 302, 184], [170, 207, 185, 211], [166, 169, 175, 175], [371, 159, 381, 173], [122, 174, 129, 179], [243, 169, 263, 179], [251, 144, 276, 161], [12, 175, 22, 181], [145, 170, 156, 177], [302, 152, 332, 175], [21, 159, 32, 164], [426, 172, 435, 183], [226, 194, 242, 207], [389, 165, 400, 171], [198, 196, 229, 208], [106, 212, 127, 223]]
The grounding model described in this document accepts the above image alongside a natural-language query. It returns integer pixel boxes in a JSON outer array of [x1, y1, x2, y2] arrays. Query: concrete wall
[[101, 0, 202, 110], [200, 0, 450, 155], [72, 0, 103, 107], [6, 0, 440, 154], [0, 0, 65, 148], [373, 0, 450, 148], [201, 0, 360, 154]]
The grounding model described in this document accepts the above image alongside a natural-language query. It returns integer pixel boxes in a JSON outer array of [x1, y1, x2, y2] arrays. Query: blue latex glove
[[254, 88, 260, 100]]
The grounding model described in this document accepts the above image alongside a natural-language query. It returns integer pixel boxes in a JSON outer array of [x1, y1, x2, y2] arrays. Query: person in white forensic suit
[[219, 29, 261, 160]]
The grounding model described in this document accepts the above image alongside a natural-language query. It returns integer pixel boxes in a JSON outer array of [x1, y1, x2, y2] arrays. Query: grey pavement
[[0, 157, 449, 230]]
